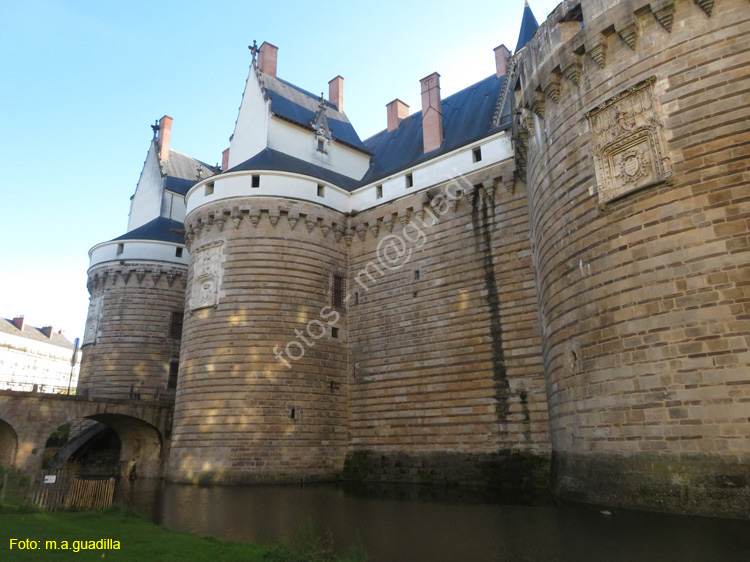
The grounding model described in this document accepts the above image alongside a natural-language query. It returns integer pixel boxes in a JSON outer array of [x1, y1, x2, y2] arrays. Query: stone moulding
[[585, 76, 672, 206]]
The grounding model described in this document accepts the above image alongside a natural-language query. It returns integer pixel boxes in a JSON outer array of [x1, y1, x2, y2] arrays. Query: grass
[[0, 505, 367, 562]]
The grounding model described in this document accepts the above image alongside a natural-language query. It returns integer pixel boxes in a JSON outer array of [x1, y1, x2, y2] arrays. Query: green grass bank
[[0, 506, 366, 562]]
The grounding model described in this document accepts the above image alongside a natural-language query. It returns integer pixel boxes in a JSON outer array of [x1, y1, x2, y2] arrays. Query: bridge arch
[[0, 418, 18, 468]]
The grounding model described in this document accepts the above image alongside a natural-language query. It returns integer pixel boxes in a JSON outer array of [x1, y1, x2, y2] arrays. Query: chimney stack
[[41, 326, 54, 338], [258, 41, 278, 77], [328, 76, 344, 111], [12, 316, 24, 331], [222, 148, 230, 171], [420, 72, 443, 153], [158, 115, 173, 162], [386, 99, 409, 132], [493, 44, 511, 77]]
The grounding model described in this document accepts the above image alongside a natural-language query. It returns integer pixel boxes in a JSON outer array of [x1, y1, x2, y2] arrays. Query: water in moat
[[119, 480, 750, 562]]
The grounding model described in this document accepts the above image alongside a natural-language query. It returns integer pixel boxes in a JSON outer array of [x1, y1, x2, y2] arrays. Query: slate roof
[[226, 148, 360, 191], [262, 75, 368, 152], [0, 318, 76, 350], [515, 2, 540, 52], [230, 72, 510, 190], [359, 73, 508, 186], [161, 148, 215, 196], [112, 216, 185, 245]]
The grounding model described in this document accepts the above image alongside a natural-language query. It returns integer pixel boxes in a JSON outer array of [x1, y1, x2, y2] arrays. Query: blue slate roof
[[113, 217, 184, 245], [161, 148, 215, 196], [263, 75, 368, 152], [226, 148, 360, 191], [360, 73, 508, 186], [515, 3, 539, 52]]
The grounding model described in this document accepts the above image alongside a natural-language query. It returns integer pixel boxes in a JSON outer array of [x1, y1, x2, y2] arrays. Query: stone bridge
[[0, 390, 173, 478]]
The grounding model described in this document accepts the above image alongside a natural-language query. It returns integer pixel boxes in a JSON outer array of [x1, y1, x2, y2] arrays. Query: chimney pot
[[493, 44, 512, 77], [41, 326, 53, 338], [158, 115, 173, 162], [328, 76, 344, 111], [386, 99, 410, 132], [12, 316, 24, 331], [258, 41, 278, 78], [420, 72, 443, 153], [222, 148, 230, 171]]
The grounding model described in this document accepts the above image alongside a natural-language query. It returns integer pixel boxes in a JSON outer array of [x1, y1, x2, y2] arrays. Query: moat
[[120, 481, 750, 562]]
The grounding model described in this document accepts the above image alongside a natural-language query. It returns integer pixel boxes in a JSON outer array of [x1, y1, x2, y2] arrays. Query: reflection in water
[[120, 480, 750, 562]]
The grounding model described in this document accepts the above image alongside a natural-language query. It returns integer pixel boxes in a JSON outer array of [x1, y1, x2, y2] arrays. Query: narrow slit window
[[376, 185, 383, 199], [405, 173, 413, 188], [168, 360, 179, 389], [205, 182, 214, 196], [472, 147, 482, 163], [414, 269, 420, 280], [291, 407, 296, 420], [317, 139, 325, 152], [170, 311, 184, 339], [317, 184, 325, 197], [332, 327, 339, 339], [116, 243, 124, 255], [332, 274, 345, 309], [175, 247, 183, 258], [251, 175, 260, 188]]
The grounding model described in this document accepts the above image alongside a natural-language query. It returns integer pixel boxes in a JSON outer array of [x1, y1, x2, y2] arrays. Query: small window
[[251, 175, 260, 188], [354, 292, 359, 305], [414, 269, 420, 280], [175, 247, 183, 258], [291, 406, 296, 420], [376, 185, 383, 199], [406, 173, 413, 188], [332, 327, 339, 339], [317, 139, 325, 152], [116, 243, 124, 255], [168, 360, 179, 389], [205, 182, 214, 196], [472, 147, 482, 163], [317, 184, 325, 197], [332, 274, 345, 309], [170, 311, 184, 339]]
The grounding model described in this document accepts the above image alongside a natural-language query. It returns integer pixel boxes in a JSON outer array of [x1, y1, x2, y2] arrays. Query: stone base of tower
[[342, 449, 550, 493], [552, 452, 750, 519]]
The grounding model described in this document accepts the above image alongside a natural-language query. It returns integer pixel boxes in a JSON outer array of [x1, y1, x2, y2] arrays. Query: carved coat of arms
[[190, 243, 223, 311], [586, 77, 672, 205]]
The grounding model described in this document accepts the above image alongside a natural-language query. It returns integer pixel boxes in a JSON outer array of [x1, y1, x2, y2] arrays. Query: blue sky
[[0, 0, 558, 340]]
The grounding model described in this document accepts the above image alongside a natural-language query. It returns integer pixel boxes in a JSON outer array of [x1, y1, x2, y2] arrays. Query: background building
[[0, 316, 80, 394]]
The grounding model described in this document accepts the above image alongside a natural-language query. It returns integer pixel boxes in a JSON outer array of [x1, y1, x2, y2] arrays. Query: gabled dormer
[[127, 116, 215, 232], [226, 41, 371, 180]]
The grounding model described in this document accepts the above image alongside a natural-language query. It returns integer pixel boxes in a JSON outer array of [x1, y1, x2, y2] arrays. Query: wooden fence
[[27, 470, 115, 510]]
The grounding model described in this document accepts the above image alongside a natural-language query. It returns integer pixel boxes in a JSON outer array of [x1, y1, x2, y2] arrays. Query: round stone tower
[[513, 0, 750, 516], [78, 218, 188, 400], [167, 167, 350, 483]]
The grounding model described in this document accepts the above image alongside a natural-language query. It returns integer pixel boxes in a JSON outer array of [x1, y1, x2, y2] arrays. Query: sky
[[0, 0, 560, 341]]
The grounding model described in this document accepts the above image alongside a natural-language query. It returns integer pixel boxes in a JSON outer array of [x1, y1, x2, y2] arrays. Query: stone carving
[[586, 77, 672, 205], [190, 243, 223, 311], [83, 294, 103, 345]]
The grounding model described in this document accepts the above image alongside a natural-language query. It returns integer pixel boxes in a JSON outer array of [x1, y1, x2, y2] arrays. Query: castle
[[78, 0, 750, 518]]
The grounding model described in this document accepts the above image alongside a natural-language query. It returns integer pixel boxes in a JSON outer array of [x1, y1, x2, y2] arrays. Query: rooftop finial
[[248, 40, 260, 64], [525, 0, 530, 7], [151, 120, 160, 139], [196, 164, 204, 182]]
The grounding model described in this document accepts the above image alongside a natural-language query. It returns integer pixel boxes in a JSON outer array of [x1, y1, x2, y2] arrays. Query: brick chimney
[[386, 99, 409, 132], [12, 316, 24, 331], [493, 44, 511, 77], [328, 76, 344, 111], [258, 41, 278, 77], [420, 72, 443, 153], [41, 326, 54, 338], [158, 115, 173, 162], [222, 148, 230, 171]]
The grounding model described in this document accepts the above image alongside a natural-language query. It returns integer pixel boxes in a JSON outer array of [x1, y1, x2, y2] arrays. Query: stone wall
[[78, 262, 186, 399], [167, 196, 350, 483], [514, 0, 750, 516], [344, 157, 551, 487]]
